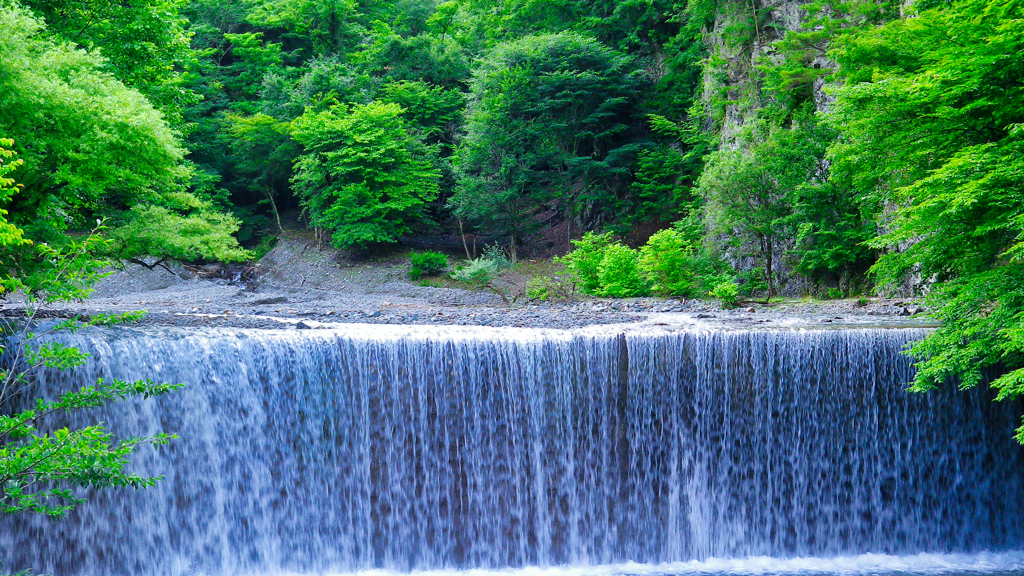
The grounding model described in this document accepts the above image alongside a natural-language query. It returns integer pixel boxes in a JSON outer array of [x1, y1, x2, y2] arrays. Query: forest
[[0, 0, 1023, 434]]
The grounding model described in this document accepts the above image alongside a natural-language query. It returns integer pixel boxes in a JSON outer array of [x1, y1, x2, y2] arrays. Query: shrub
[[409, 251, 449, 280], [711, 281, 740, 308], [481, 244, 512, 269], [526, 277, 551, 301], [526, 275, 575, 302], [639, 229, 697, 296], [737, 268, 769, 298], [558, 232, 614, 295], [450, 257, 499, 287], [598, 244, 650, 298], [824, 287, 844, 300]]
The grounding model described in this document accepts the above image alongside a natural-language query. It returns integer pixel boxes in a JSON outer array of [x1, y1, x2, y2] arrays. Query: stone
[[250, 296, 288, 305]]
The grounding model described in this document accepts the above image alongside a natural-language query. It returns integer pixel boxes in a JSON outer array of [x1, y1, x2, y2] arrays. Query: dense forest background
[[1, 0, 1023, 431], [0, 0, 1015, 291]]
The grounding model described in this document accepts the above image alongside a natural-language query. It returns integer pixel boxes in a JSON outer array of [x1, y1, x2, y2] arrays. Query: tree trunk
[[765, 242, 774, 302], [458, 218, 472, 261], [266, 189, 284, 234]]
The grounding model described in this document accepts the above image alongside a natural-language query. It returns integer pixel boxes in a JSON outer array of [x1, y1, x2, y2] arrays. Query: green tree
[[292, 101, 440, 248], [453, 32, 644, 252], [0, 4, 250, 265], [0, 143, 179, 536], [111, 193, 252, 266], [699, 117, 849, 298], [826, 0, 1024, 438], [699, 145, 789, 300], [20, 0, 197, 119], [226, 113, 299, 232], [0, 3, 186, 242]]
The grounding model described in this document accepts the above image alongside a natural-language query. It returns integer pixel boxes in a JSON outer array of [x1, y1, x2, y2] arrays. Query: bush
[[526, 275, 575, 302], [558, 232, 614, 295], [409, 251, 449, 280], [737, 268, 769, 298], [526, 277, 551, 301], [598, 244, 650, 298], [561, 228, 734, 300], [711, 281, 740, 308], [823, 287, 844, 300], [450, 257, 499, 287], [481, 244, 512, 269], [638, 229, 697, 296]]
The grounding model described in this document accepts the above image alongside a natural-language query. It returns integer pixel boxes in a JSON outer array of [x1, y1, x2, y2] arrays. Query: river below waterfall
[[2, 325, 1023, 576]]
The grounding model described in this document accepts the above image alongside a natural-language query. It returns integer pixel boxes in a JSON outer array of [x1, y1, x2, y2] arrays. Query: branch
[[126, 257, 173, 274]]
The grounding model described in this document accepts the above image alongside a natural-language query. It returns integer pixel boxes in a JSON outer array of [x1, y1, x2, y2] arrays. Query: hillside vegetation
[[1, 0, 1023, 434]]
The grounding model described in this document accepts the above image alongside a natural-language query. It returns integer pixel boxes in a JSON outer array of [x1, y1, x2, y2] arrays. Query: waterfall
[[2, 325, 1023, 576]]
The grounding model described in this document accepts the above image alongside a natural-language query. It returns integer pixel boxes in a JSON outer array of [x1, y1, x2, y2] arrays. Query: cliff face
[[700, 0, 844, 296], [704, 0, 835, 147]]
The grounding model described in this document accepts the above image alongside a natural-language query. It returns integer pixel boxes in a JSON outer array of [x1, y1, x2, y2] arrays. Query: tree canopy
[[292, 101, 439, 248], [826, 0, 1024, 437]]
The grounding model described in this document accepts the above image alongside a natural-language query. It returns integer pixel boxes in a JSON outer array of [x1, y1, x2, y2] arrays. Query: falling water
[[2, 325, 1023, 576]]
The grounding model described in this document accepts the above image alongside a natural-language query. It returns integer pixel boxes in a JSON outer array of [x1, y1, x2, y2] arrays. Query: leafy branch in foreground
[[0, 139, 182, 520], [828, 0, 1024, 438], [0, 378, 181, 517]]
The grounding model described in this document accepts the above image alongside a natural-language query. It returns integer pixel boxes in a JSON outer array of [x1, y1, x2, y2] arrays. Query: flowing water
[[2, 325, 1023, 576]]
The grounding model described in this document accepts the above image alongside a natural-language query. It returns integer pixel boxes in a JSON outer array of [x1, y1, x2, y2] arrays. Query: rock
[[696, 313, 716, 319], [250, 296, 288, 305], [900, 307, 912, 317], [909, 306, 924, 315], [296, 320, 324, 329], [745, 307, 756, 313], [369, 310, 381, 318]]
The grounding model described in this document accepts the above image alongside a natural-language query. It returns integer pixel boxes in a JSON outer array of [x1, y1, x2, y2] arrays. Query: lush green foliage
[[0, 4, 185, 240], [597, 243, 650, 298], [451, 257, 500, 288], [453, 32, 645, 251], [0, 139, 29, 293], [409, 251, 449, 280], [558, 232, 616, 295], [561, 229, 732, 298], [639, 228, 731, 297], [699, 118, 854, 298], [0, 169, 180, 521], [292, 102, 440, 248], [112, 195, 253, 264], [0, 3, 250, 264], [824, 0, 1024, 437], [710, 280, 740, 308]]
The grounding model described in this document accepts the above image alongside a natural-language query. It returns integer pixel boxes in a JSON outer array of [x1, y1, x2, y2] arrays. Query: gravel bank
[[2, 237, 929, 332]]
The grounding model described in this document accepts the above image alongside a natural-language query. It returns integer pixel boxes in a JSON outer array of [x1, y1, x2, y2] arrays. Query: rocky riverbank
[[1, 237, 930, 332]]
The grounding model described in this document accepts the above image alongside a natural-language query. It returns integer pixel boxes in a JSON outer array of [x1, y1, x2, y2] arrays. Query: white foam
[[270, 552, 1024, 576]]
